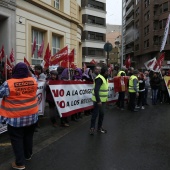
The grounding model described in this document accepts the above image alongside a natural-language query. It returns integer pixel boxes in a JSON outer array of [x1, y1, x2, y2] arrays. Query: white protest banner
[[160, 14, 170, 52], [37, 81, 46, 115], [49, 80, 118, 117]]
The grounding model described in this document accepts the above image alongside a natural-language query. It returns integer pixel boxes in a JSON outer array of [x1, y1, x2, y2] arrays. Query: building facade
[[16, 0, 82, 67], [0, 0, 16, 57], [106, 24, 122, 65], [123, 0, 170, 69], [81, 0, 106, 66]]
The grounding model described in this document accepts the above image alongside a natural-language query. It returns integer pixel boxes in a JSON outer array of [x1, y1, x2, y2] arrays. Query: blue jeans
[[90, 102, 106, 130], [152, 89, 158, 104]]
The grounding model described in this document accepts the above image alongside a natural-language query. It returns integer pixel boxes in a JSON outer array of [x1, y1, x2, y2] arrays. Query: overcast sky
[[106, 0, 122, 25]]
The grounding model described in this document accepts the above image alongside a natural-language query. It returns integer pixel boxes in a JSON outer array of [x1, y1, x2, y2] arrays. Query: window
[[144, 0, 150, 8], [154, 21, 159, 30], [88, 48, 104, 56], [88, 0, 104, 10], [52, 34, 60, 55], [32, 29, 43, 65], [54, 0, 60, 9], [153, 36, 159, 45], [87, 15, 105, 26], [135, 8, 139, 17], [159, 36, 162, 45], [135, 20, 139, 28], [88, 48, 95, 55], [144, 25, 149, 36], [135, 44, 139, 51], [163, 18, 167, 28], [144, 11, 150, 21], [163, 2, 168, 12], [144, 39, 149, 48], [159, 20, 162, 29]]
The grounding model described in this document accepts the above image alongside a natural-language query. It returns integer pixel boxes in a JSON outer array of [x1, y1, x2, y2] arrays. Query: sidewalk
[[0, 106, 92, 169]]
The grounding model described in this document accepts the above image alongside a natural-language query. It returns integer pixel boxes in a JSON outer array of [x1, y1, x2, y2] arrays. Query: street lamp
[[104, 41, 113, 66]]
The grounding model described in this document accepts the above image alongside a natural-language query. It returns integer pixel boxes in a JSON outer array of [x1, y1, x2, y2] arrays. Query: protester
[[159, 70, 168, 103], [144, 71, 150, 105], [72, 68, 83, 120], [117, 66, 126, 76], [82, 68, 93, 82], [0, 62, 38, 170], [34, 65, 46, 80], [46, 70, 58, 127], [90, 66, 108, 135], [92, 65, 101, 80], [82, 68, 93, 116], [150, 72, 160, 105], [128, 69, 139, 112], [136, 72, 145, 109], [115, 71, 128, 110]]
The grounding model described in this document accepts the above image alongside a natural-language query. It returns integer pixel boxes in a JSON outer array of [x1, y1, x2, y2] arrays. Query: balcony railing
[[126, 15, 134, 26], [126, 0, 133, 8], [153, 15, 159, 20], [126, 5, 134, 17], [125, 47, 134, 54]]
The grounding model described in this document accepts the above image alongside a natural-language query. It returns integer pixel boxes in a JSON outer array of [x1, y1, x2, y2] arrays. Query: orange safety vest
[[0, 77, 38, 118]]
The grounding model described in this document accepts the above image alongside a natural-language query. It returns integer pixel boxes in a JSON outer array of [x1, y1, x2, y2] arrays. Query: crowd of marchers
[[0, 62, 170, 170], [114, 67, 170, 113]]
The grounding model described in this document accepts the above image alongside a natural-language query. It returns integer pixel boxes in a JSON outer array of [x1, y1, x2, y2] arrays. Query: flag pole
[[5, 55, 7, 81]]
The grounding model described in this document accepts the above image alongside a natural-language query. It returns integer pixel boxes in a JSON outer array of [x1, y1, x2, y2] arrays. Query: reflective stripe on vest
[[0, 77, 38, 118], [117, 71, 126, 76], [92, 74, 109, 102], [128, 75, 139, 92]]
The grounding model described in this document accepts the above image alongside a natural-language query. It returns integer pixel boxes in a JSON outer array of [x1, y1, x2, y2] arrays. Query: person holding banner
[[90, 66, 108, 135], [150, 72, 160, 105], [46, 70, 58, 127], [0, 62, 38, 170], [128, 70, 139, 112]]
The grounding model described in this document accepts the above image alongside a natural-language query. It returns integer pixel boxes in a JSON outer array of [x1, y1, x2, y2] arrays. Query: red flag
[[32, 38, 36, 56], [70, 63, 77, 69], [9, 48, 15, 63], [24, 57, 30, 66], [38, 41, 44, 57], [44, 50, 51, 69], [50, 46, 68, 65], [125, 55, 131, 69], [90, 59, 97, 65], [0, 45, 5, 60], [68, 49, 74, 62], [153, 53, 165, 72], [60, 60, 68, 68], [43, 43, 50, 67]]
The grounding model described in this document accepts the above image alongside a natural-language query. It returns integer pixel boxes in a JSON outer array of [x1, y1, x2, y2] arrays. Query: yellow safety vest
[[117, 71, 126, 76], [92, 74, 109, 102], [128, 75, 139, 93]]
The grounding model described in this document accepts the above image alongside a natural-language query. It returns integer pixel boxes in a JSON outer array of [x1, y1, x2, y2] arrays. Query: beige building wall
[[16, 0, 82, 67]]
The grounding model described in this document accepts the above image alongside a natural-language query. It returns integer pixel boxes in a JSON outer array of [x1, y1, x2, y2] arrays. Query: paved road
[[1, 102, 170, 170]]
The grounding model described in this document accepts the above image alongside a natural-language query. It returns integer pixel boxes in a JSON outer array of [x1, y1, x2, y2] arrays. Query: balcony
[[126, 0, 133, 8], [126, 5, 134, 17], [125, 47, 134, 54], [153, 30, 159, 35], [126, 15, 134, 26], [153, 15, 159, 20], [154, 0, 159, 6], [125, 36, 134, 44]]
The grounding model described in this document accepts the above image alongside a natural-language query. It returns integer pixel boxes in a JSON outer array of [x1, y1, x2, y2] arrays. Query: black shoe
[[89, 128, 95, 135], [98, 128, 107, 133], [132, 109, 138, 112]]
